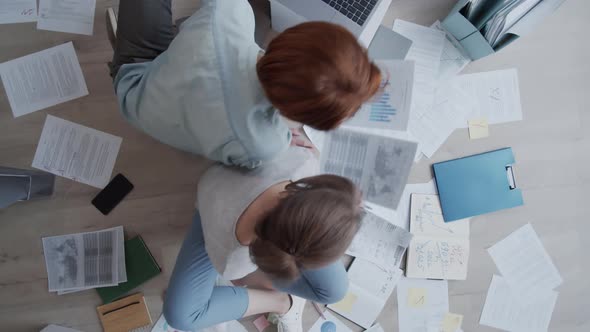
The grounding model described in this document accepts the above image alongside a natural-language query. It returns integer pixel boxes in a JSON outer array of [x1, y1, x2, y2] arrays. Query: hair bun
[[250, 238, 300, 281]]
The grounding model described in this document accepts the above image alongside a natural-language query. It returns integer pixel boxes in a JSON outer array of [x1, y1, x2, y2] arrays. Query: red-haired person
[[110, 0, 380, 167], [163, 146, 363, 331]]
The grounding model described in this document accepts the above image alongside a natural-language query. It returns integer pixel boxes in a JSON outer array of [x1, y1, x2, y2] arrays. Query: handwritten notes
[[480, 275, 558, 332], [346, 212, 412, 270], [0, 0, 37, 24], [397, 277, 449, 332], [406, 194, 470, 280], [328, 259, 402, 329], [407, 288, 427, 308], [38, 0, 97, 35], [468, 118, 489, 139]]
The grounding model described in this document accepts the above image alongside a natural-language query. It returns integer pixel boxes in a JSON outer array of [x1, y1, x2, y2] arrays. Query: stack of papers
[[328, 258, 402, 328], [406, 194, 471, 280], [42, 226, 127, 294], [481, 223, 562, 331], [346, 211, 412, 270]]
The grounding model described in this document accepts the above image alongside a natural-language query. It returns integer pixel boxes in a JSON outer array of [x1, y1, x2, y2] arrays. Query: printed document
[[346, 60, 414, 131], [38, 0, 96, 35], [0, 42, 88, 117], [42, 226, 123, 291], [396, 277, 449, 332], [346, 212, 412, 270], [320, 128, 417, 210], [480, 275, 558, 332], [488, 223, 563, 298], [328, 259, 402, 329], [32, 115, 122, 188], [0, 0, 37, 24]]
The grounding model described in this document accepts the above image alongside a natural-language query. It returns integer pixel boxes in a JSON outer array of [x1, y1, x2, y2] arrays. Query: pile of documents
[[42, 226, 127, 294], [481, 223, 561, 331]]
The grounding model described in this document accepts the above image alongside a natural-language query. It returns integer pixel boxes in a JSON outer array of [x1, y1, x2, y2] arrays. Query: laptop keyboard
[[321, 0, 378, 26]]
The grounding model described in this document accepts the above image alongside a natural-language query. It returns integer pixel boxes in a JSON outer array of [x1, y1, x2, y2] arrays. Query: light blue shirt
[[113, 0, 291, 168]]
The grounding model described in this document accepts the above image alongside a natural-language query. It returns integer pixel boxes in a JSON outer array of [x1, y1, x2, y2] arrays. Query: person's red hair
[[257, 22, 381, 130]]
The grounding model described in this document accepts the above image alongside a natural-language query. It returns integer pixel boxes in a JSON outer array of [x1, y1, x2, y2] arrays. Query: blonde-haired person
[[163, 146, 363, 331], [110, 0, 380, 167]]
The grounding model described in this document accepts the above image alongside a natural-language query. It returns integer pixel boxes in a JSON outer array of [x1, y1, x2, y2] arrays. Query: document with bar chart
[[346, 60, 415, 131]]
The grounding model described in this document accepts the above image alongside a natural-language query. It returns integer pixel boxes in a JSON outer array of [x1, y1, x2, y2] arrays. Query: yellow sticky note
[[468, 118, 489, 139], [330, 292, 357, 313], [441, 312, 464, 332], [407, 288, 427, 308]]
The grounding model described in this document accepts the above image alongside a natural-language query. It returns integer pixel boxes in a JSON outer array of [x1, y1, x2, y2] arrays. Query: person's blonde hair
[[249, 175, 363, 281]]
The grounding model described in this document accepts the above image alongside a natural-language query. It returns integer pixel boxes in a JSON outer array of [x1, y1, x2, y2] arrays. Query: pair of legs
[[109, 0, 175, 78], [163, 212, 348, 331]]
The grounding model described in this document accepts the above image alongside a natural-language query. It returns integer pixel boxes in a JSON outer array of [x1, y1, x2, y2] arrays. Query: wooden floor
[[1, 1, 589, 331]]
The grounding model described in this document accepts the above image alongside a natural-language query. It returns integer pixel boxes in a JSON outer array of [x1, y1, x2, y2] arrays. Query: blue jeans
[[163, 212, 349, 331]]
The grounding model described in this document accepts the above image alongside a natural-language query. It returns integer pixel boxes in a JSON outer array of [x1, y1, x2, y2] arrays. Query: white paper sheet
[[41, 325, 83, 332], [365, 324, 385, 332], [431, 21, 471, 81], [309, 310, 353, 332], [396, 277, 449, 332], [42, 226, 123, 291], [57, 226, 126, 294], [320, 128, 417, 210], [346, 212, 412, 270], [392, 20, 445, 119], [328, 259, 402, 329], [37, 0, 96, 35], [409, 194, 470, 237], [32, 115, 122, 188], [0, 0, 37, 24], [488, 223, 563, 297], [346, 60, 414, 131], [0, 42, 88, 117], [480, 275, 558, 332], [453, 68, 523, 127]]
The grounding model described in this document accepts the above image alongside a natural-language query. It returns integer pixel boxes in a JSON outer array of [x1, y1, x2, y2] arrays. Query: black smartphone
[[91, 174, 134, 215]]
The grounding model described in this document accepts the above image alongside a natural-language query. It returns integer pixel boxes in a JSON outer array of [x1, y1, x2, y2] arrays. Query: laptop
[[272, 0, 392, 47]]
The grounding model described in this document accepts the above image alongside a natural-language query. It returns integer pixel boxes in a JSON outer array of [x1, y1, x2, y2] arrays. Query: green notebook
[[97, 235, 161, 304]]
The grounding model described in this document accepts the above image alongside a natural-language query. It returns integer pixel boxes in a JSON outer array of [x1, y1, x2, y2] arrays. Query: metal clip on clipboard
[[506, 165, 517, 190]]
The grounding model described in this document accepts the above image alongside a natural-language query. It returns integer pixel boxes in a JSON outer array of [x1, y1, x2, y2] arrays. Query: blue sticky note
[[433, 148, 524, 222]]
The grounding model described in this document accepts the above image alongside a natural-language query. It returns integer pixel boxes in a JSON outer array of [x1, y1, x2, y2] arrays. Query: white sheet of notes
[[488, 223, 562, 298], [0, 0, 37, 24], [480, 275, 558, 332], [32, 115, 122, 188], [0, 42, 88, 117], [396, 277, 449, 332], [38, 0, 97, 35]]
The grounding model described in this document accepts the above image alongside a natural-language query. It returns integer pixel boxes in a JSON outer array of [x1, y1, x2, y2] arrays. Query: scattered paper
[[431, 21, 471, 81], [41, 325, 83, 332], [441, 313, 463, 332], [397, 277, 449, 332], [309, 310, 353, 332], [38, 0, 96, 35], [0, 42, 88, 117], [252, 315, 270, 332], [0, 0, 37, 24], [320, 128, 417, 210], [454, 68, 523, 126], [32, 115, 122, 188], [487, 223, 563, 299], [347, 60, 414, 131], [406, 194, 470, 280], [42, 226, 123, 292], [468, 118, 489, 139], [346, 211, 412, 270], [392, 20, 445, 119], [480, 275, 558, 332], [328, 259, 402, 329]]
